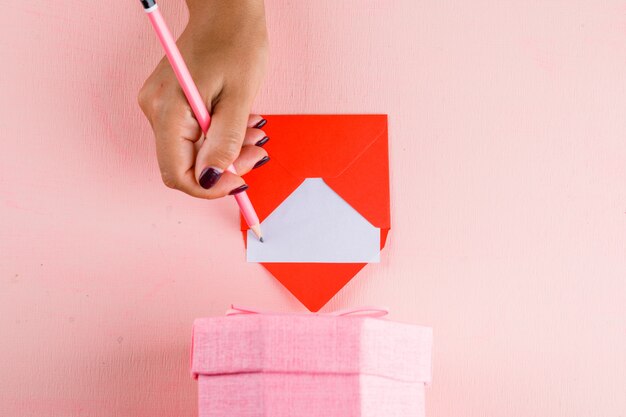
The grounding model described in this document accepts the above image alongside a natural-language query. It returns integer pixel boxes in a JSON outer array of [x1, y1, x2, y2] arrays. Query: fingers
[[182, 126, 269, 199], [164, 169, 246, 199], [155, 120, 247, 199], [232, 145, 269, 175], [194, 93, 250, 189], [242, 127, 270, 147], [175, 144, 268, 199], [149, 96, 204, 192], [189, 117, 269, 197], [154, 110, 270, 199], [248, 114, 267, 128], [143, 79, 269, 199], [195, 119, 267, 149]]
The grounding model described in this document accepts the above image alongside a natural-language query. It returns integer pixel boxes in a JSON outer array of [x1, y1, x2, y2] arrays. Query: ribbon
[[226, 304, 388, 318]]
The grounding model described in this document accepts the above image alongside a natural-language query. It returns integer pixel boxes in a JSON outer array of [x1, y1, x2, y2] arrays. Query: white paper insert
[[247, 178, 380, 263]]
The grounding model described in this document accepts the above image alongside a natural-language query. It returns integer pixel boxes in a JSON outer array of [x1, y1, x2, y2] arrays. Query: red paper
[[242, 115, 390, 311]]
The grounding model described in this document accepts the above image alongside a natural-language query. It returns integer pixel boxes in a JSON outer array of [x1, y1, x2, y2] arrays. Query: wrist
[[186, 0, 266, 32]]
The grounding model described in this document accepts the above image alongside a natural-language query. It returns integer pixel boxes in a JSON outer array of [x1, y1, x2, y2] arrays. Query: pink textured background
[[1, 1, 625, 416]]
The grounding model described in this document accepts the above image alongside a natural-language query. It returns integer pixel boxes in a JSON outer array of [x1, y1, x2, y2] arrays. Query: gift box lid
[[191, 310, 432, 384]]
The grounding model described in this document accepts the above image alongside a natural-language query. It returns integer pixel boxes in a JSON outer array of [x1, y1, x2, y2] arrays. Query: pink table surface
[[1, 1, 625, 416]]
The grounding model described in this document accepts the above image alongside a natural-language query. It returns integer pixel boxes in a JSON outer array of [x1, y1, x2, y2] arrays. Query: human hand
[[138, 0, 269, 198]]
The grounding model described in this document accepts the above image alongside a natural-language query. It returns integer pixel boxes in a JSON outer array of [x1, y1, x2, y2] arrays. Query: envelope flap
[[266, 115, 387, 178], [262, 263, 368, 312], [325, 122, 390, 231], [241, 115, 389, 232]]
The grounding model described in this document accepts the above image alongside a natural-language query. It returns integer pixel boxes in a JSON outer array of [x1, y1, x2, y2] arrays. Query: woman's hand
[[138, 0, 269, 198]]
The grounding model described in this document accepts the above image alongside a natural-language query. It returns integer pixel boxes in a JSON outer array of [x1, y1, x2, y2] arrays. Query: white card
[[247, 178, 380, 263]]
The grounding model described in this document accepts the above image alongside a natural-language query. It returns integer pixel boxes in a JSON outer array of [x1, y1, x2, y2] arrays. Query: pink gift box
[[191, 308, 433, 417]]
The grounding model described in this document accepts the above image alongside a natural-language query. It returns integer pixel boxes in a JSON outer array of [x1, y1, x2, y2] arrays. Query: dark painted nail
[[253, 118, 267, 128], [229, 184, 249, 195], [199, 167, 223, 189], [255, 136, 270, 147], [253, 156, 270, 169]]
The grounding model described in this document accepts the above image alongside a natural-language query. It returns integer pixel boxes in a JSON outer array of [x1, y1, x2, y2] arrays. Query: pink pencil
[[140, 0, 263, 241]]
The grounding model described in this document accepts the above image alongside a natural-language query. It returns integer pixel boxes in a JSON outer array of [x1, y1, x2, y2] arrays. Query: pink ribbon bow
[[226, 304, 389, 318]]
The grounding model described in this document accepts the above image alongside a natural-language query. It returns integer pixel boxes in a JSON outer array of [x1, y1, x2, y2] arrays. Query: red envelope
[[241, 115, 390, 311]]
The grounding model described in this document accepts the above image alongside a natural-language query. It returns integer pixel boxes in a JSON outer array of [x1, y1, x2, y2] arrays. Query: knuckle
[[137, 84, 153, 112], [138, 82, 166, 115], [160, 170, 179, 190]]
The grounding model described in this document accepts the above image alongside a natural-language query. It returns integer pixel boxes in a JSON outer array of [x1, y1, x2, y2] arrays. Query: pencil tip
[[260, 237, 264, 243], [250, 224, 263, 242]]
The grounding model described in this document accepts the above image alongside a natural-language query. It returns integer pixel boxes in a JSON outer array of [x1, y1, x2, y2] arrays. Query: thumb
[[194, 94, 249, 191]]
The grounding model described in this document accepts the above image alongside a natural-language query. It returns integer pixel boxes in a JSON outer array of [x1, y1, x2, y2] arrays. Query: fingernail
[[199, 167, 223, 189], [229, 184, 249, 195], [255, 136, 270, 147], [253, 156, 270, 169], [254, 118, 267, 128]]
